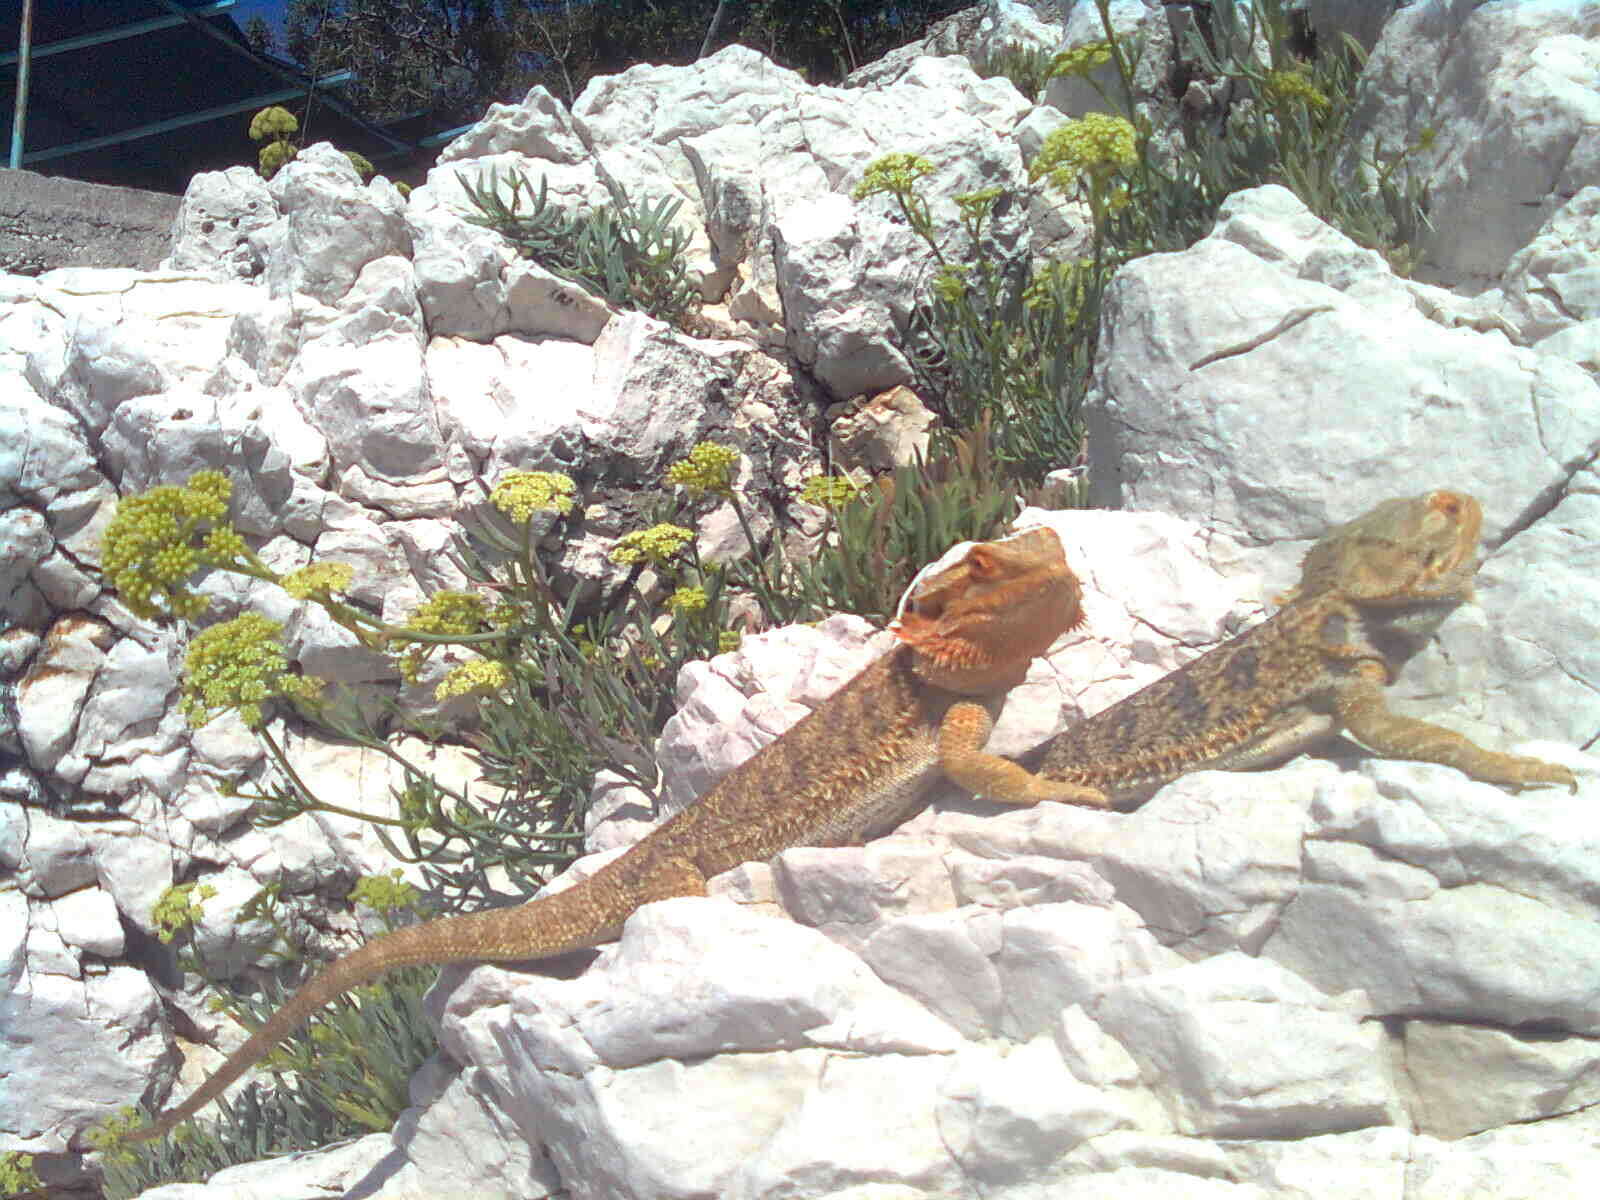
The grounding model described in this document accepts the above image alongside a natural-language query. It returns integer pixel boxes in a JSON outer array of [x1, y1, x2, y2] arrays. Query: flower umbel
[[151, 882, 217, 944], [403, 590, 493, 637], [1029, 112, 1138, 193], [181, 613, 312, 728], [665, 442, 739, 498], [853, 152, 935, 201], [666, 585, 708, 615], [610, 523, 695, 567], [800, 474, 862, 510], [282, 561, 355, 600], [350, 869, 420, 916], [100, 470, 250, 620], [1263, 69, 1331, 114], [1048, 41, 1113, 80], [397, 590, 496, 681], [434, 657, 510, 701], [492, 470, 576, 523], [931, 264, 970, 304], [954, 186, 1003, 223]]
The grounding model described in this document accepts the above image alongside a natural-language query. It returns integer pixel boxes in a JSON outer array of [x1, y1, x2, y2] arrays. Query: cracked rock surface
[[4, 2, 1600, 1195]]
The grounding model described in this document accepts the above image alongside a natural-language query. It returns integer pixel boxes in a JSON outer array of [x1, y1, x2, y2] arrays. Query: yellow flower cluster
[[665, 442, 740, 498], [181, 613, 313, 729], [398, 591, 496, 681], [349, 869, 420, 916], [491, 470, 576, 523], [853, 152, 936, 201], [0, 1152, 43, 1194], [800, 474, 862, 510], [404, 590, 492, 636], [932, 265, 970, 304], [1048, 41, 1113, 80], [100, 470, 242, 620], [610, 523, 695, 567], [955, 186, 1003, 221], [666, 585, 708, 615], [282, 561, 355, 599], [150, 882, 217, 944], [434, 657, 510, 701], [1022, 258, 1091, 316], [1263, 69, 1330, 113], [248, 105, 298, 141], [1030, 113, 1138, 192]]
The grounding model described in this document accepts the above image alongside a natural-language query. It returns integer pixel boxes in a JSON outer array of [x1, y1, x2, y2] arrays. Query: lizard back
[[1038, 598, 1337, 805]]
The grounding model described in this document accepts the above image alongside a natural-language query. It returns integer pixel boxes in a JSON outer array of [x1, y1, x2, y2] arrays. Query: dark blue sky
[[231, 0, 288, 41]]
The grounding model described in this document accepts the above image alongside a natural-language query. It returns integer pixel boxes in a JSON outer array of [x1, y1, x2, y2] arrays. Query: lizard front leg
[[939, 701, 1111, 809], [1334, 661, 1577, 791]]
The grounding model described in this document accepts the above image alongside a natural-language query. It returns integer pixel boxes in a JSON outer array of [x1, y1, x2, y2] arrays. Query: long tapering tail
[[125, 879, 624, 1143]]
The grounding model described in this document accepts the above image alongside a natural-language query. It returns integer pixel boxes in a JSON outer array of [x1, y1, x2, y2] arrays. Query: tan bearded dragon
[[129, 525, 1100, 1140], [1036, 490, 1578, 808]]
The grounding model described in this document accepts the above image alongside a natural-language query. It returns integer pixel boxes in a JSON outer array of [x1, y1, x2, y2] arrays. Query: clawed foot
[[1038, 780, 1113, 810], [1503, 757, 1579, 794]]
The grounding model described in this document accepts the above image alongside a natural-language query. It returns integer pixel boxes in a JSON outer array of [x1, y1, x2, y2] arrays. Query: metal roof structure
[[1, 0, 460, 194]]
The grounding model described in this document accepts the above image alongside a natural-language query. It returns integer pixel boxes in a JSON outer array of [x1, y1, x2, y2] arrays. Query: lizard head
[[1291, 490, 1483, 607], [891, 526, 1084, 694]]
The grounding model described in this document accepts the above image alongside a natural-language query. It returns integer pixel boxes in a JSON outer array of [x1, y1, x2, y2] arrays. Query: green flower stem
[[257, 729, 438, 832], [723, 490, 791, 625]]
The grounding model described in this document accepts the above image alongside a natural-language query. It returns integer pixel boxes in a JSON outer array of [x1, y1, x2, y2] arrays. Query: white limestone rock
[[423, 898, 966, 1198], [1496, 186, 1600, 343], [1406, 1107, 1600, 1197], [378, 1056, 561, 1199], [1078, 762, 1328, 957], [43, 270, 260, 439], [1221, 1126, 1413, 1200], [2, 804, 97, 899], [438, 86, 591, 166], [1093, 952, 1397, 1137], [406, 165, 615, 342], [14, 615, 115, 783], [1347, 0, 1600, 284], [1400, 1018, 1600, 1139], [264, 143, 412, 304], [163, 165, 278, 280], [132, 1132, 396, 1200], [1084, 186, 1600, 750], [1466, 477, 1600, 750], [1, 891, 167, 1156], [1088, 185, 1600, 548]]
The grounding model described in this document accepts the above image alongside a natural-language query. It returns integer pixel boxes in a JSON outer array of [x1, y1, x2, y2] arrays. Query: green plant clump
[[96, 876, 436, 1199], [0, 1152, 43, 1198], [460, 168, 701, 328], [851, 0, 1432, 492], [1048, 0, 1431, 268]]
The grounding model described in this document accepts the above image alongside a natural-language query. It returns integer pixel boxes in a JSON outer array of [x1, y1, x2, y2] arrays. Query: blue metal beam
[[0, 2, 237, 67], [23, 72, 355, 165], [418, 124, 478, 149], [152, 0, 414, 156], [9, 0, 32, 168]]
